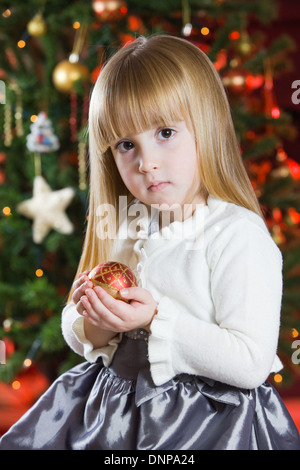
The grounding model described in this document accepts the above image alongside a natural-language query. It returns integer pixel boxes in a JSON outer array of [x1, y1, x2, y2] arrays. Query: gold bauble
[[52, 60, 89, 93], [237, 32, 252, 56], [27, 13, 47, 37]]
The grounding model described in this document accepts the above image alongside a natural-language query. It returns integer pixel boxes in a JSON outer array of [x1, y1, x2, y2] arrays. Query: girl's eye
[[116, 140, 134, 153], [158, 128, 175, 140]]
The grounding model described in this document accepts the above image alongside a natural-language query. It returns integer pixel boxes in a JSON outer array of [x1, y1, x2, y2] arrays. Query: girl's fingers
[[92, 286, 131, 318], [79, 286, 157, 333], [78, 270, 90, 277], [72, 271, 91, 292], [72, 277, 94, 304], [72, 274, 88, 291], [80, 296, 99, 324], [81, 292, 123, 330], [119, 286, 152, 303], [75, 298, 85, 316]]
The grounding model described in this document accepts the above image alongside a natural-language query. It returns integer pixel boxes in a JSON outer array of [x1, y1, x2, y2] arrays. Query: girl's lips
[[148, 181, 170, 192]]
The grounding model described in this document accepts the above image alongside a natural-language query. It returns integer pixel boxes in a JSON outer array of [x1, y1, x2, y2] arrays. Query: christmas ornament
[[89, 262, 138, 302], [70, 91, 78, 142], [222, 67, 247, 95], [12, 83, 24, 137], [288, 208, 300, 225], [26, 112, 59, 153], [127, 15, 145, 35], [222, 65, 263, 95], [3, 99, 12, 147], [286, 158, 300, 180], [53, 59, 89, 93], [27, 12, 47, 37], [263, 58, 280, 119], [91, 46, 105, 83], [3, 81, 24, 146], [181, 0, 192, 37], [92, 0, 127, 22], [91, 64, 102, 83], [237, 31, 252, 56], [213, 50, 227, 72], [53, 24, 89, 93], [245, 74, 264, 91], [17, 176, 75, 244], [1, 337, 15, 357]]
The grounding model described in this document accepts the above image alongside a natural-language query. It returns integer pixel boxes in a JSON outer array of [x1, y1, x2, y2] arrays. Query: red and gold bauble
[[92, 0, 128, 22], [88, 261, 138, 302]]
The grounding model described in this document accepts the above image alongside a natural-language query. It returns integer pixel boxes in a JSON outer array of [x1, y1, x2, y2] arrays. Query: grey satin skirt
[[0, 329, 299, 450]]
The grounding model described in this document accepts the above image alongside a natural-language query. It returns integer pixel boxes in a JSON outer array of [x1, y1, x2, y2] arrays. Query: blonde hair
[[68, 34, 263, 300]]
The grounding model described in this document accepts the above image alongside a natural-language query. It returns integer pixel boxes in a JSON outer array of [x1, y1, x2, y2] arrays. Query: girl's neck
[[157, 197, 207, 229]]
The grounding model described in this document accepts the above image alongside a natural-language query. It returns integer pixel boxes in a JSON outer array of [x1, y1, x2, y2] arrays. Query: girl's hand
[[80, 285, 158, 333], [72, 272, 94, 315]]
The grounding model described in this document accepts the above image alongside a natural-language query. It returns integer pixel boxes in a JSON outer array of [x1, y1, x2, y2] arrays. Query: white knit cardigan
[[62, 196, 283, 389]]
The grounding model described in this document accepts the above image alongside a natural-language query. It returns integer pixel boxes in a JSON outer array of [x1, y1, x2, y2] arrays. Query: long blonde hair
[[68, 34, 263, 300]]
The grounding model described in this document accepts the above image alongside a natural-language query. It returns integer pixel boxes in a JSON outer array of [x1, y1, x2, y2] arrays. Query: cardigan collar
[[124, 195, 222, 243]]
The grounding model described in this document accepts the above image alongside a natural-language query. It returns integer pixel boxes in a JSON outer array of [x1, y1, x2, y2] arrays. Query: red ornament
[[2, 337, 15, 357], [288, 208, 300, 225], [89, 261, 138, 302], [271, 106, 280, 119], [222, 68, 247, 95], [287, 158, 300, 180], [245, 74, 264, 91], [92, 0, 127, 23], [213, 50, 227, 71], [91, 65, 102, 83]]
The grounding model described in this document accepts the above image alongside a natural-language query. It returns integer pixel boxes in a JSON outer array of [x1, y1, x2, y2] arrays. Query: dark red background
[[260, 0, 300, 163], [272, 0, 300, 397]]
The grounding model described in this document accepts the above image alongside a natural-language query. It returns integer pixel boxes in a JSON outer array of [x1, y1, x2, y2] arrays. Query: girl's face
[[111, 121, 203, 219]]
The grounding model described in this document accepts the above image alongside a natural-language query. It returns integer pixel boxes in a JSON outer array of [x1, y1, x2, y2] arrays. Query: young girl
[[1, 35, 299, 450]]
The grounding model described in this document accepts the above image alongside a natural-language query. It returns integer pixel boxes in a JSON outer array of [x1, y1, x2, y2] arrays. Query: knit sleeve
[[148, 218, 283, 388]]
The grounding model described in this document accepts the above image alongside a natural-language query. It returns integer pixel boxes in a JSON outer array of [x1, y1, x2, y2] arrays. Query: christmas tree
[[0, 0, 299, 429]]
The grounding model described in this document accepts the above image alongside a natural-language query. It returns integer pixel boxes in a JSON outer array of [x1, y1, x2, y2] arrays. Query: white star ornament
[[17, 175, 75, 244]]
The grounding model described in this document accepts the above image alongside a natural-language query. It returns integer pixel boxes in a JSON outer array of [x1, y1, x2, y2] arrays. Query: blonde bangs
[[91, 43, 191, 153]]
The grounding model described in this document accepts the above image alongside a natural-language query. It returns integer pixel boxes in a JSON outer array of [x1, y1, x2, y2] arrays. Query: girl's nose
[[138, 152, 159, 173]]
